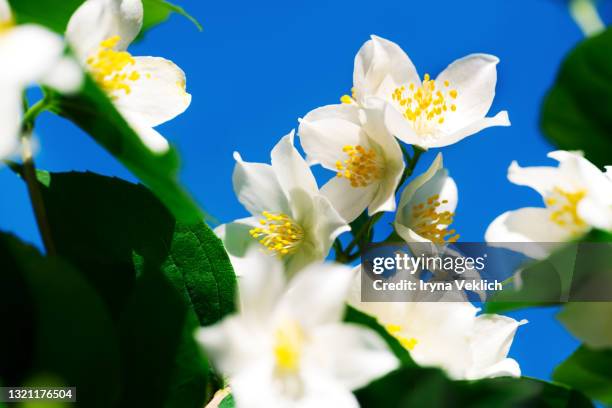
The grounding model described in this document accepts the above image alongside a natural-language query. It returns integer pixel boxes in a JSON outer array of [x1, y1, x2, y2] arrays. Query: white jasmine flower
[[344, 35, 510, 149], [215, 132, 349, 276], [197, 251, 398, 408], [66, 0, 192, 153], [485, 151, 612, 258], [298, 100, 405, 223], [0, 0, 82, 159], [348, 269, 525, 380], [394, 153, 459, 244]]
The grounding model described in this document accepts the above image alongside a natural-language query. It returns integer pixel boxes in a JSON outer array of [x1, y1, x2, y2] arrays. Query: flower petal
[[428, 110, 510, 148], [41, 56, 83, 94], [277, 262, 354, 329], [237, 248, 286, 321], [298, 104, 367, 170], [435, 54, 501, 130], [66, 0, 143, 59], [196, 316, 269, 378], [0, 86, 21, 160], [507, 159, 564, 197], [354, 35, 420, 104], [113, 56, 191, 128], [383, 100, 421, 146], [214, 217, 262, 277], [396, 153, 443, 226], [122, 116, 170, 153], [550, 150, 612, 206], [312, 323, 398, 390], [0, 25, 65, 85], [578, 197, 612, 231], [321, 175, 377, 223], [303, 195, 350, 260], [271, 130, 318, 203], [485, 208, 571, 258], [0, 0, 11, 23], [232, 151, 290, 216], [466, 314, 526, 379]]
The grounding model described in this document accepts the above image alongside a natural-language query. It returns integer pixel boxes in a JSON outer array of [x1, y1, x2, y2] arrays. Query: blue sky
[[2, 0, 610, 380]]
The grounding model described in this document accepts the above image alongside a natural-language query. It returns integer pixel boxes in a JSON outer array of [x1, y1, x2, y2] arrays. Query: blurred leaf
[[541, 27, 612, 168], [0, 232, 121, 408], [484, 246, 572, 314], [50, 76, 204, 224], [558, 302, 612, 349], [554, 345, 612, 404], [344, 306, 416, 367], [30, 169, 236, 326], [356, 366, 593, 408], [115, 264, 208, 408], [218, 394, 235, 408], [8, 0, 201, 34]]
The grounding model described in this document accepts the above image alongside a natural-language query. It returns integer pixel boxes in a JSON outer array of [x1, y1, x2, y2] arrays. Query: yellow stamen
[[274, 321, 305, 374], [340, 87, 357, 104], [385, 324, 418, 351], [410, 194, 459, 243], [0, 18, 14, 32], [546, 187, 588, 235], [87, 35, 141, 97], [336, 144, 383, 188], [249, 211, 304, 256], [392, 74, 458, 135], [340, 95, 352, 104]]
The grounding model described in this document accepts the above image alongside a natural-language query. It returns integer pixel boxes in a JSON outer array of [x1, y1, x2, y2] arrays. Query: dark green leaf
[[51, 76, 204, 224], [541, 27, 612, 168], [554, 345, 612, 404], [31, 169, 236, 326], [344, 306, 416, 367], [356, 366, 593, 408], [8, 0, 201, 34], [0, 232, 121, 408]]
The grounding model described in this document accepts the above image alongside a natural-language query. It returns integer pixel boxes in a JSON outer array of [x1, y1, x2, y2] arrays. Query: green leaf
[[554, 345, 612, 404], [219, 393, 235, 408], [558, 302, 612, 349], [114, 265, 209, 408], [51, 76, 204, 224], [8, 0, 201, 34], [541, 27, 612, 168], [30, 169, 236, 326], [0, 232, 121, 407], [344, 306, 416, 367], [142, 0, 202, 32], [356, 366, 594, 408]]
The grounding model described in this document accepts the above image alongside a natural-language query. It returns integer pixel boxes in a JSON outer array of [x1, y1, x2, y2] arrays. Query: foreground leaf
[[554, 345, 612, 404], [356, 366, 593, 408], [558, 303, 612, 349], [51, 76, 204, 224], [541, 27, 612, 168], [8, 0, 201, 34], [30, 170, 236, 326], [0, 232, 121, 407]]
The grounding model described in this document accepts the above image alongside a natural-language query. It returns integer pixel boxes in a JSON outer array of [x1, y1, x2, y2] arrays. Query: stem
[[344, 212, 383, 256], [21, 135, 56, 255], [397, 145, 424, 190], [23, 97, 51, 129], [20, 96, 56, 255], [570, 0, 604, 37]]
